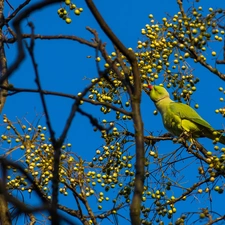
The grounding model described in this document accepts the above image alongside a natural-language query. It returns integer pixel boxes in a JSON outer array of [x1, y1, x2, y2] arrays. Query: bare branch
[[5, 0, 31, 23], [77, 107, 111, 131], [6, 33, 97, 48], [0, 0, 8, 113], [5, 0, 14, 10]]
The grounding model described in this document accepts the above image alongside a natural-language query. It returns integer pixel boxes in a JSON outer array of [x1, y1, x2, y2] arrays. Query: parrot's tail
[[218, 135, 225, 145], [205, 130, 225, 145]]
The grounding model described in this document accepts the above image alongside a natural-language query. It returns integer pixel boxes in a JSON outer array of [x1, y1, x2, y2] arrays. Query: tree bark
[[0, 0, 8, 113]]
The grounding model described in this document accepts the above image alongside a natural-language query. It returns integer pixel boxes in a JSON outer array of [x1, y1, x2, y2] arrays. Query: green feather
[[169, 102, 213, 130]]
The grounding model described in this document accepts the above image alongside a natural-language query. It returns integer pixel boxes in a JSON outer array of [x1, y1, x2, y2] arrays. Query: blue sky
[[3, 0, 225, 224]]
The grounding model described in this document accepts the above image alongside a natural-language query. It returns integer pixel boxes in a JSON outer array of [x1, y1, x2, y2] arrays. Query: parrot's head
[[148, 85, 170, 102]]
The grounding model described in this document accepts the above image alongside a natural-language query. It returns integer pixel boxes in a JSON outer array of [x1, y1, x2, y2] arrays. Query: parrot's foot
[[187, 143, 194, 153]]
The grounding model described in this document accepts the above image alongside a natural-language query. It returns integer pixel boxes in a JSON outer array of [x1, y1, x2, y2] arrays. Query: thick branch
[[0, 1, 9, 224], [0, 0, 8, 113], [85, 1, 144, 224]]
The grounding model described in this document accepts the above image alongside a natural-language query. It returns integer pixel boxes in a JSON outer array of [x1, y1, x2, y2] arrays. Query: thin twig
[[5, 0, 31, 23], [77, 107, 111, 131], [6, 33, 97, 48], [5, 0, 14, 10]]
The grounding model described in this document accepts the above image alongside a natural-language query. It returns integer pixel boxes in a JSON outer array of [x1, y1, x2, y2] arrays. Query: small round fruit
[[65, 0, 71, 5], [194, 104, 199, 109], [65, 18, 72, 24], [74, 9, 80, 15]]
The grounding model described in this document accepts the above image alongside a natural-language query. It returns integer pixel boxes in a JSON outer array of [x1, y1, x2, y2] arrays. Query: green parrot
[[149, 85, 225, 144]]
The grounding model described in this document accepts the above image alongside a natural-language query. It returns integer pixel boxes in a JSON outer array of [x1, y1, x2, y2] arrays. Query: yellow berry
[[96, 57, 101, 62], [65, 0, 70, 5], [65, 18, 72, 24], [74, 9, 80, 15]]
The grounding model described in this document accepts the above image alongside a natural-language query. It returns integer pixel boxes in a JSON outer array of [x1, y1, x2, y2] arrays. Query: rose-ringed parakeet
[[149, 85, 225, 144]]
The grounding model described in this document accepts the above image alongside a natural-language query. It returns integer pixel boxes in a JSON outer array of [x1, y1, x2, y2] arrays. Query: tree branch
[[85, 1, 144, 224], [6, 33, 97, 48]]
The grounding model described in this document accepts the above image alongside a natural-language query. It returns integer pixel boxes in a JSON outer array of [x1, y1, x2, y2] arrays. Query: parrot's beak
[[148, 85, 153, 91]]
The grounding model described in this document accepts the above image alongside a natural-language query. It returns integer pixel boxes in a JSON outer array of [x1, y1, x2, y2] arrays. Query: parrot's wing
[[169, 102, 213, 130]]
